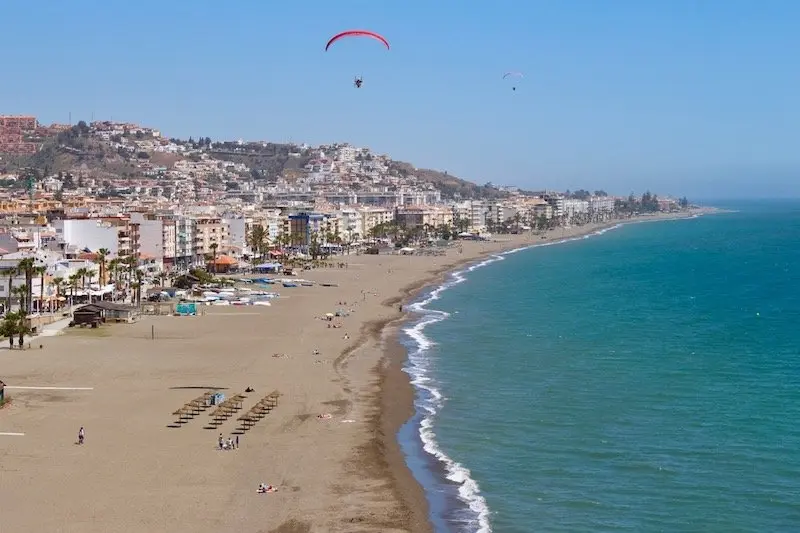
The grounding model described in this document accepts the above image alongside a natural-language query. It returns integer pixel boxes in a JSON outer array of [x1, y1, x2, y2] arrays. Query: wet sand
[[0, 210, 711, 533]]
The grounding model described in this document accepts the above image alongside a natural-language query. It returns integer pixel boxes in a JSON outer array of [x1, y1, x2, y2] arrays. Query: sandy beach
[[0, 210, 711, 533]]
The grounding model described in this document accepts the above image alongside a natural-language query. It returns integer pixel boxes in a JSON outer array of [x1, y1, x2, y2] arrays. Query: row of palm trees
[[246, 224, 348, 263], [3, 250, 151, 315]]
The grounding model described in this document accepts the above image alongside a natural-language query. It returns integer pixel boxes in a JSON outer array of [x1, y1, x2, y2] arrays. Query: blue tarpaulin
[[176, 303, 197, 316]]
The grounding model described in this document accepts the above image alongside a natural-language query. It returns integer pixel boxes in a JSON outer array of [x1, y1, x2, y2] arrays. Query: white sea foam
[[401, 225, 627, 533]]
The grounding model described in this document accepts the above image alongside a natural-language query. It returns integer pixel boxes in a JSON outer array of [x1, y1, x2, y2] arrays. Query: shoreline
[[378, 207, 719, 532]]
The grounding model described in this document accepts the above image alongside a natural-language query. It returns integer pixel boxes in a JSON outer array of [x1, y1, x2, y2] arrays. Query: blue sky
[[1, 0, 799, 198]]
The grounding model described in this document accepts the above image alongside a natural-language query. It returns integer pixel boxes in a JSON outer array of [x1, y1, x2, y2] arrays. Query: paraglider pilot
[[354, 77, 363, 88]]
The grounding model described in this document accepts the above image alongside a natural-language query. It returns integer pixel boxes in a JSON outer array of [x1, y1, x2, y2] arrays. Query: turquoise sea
[[399, 201, 800, 533]]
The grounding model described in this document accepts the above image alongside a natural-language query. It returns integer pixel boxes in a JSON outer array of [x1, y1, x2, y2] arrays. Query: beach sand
[[0, 211, 710, 533]]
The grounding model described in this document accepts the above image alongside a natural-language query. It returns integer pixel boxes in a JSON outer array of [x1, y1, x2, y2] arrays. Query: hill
[[1, 129, 144, 180], [2, 126, 508, 200], [388, 161, 508, 200], [206, 141, 313, 181]]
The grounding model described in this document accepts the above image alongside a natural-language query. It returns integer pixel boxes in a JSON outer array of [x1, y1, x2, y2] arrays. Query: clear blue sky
[[2, 0, 799, 198]]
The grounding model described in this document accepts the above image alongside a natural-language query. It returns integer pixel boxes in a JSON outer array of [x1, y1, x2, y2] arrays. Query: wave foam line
[[401, 224, 624, 533]]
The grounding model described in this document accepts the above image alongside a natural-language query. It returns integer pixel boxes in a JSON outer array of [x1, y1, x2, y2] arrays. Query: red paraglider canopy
[[325, 30, 390, 51]]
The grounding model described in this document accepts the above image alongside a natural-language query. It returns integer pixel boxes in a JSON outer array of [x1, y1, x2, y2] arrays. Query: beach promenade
[[0, 210, 709, 533]]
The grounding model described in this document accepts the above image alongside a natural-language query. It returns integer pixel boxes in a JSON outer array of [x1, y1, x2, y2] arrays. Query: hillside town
[[0, 114, 690, 316]]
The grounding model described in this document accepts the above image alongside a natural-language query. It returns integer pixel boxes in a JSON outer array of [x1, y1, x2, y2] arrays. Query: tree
[[86, 270, 97, 301], [209, 243, 219, 273], [4, 268, 15, 314], [248, 224, 267, 263], [134, 270, 144, 306], [12, 285, 28, 317], [68, 274, 79, 307], [97, 248, 110, 285], [309, 232, 322, 260], [0, 311, 29, 349], [52, 277, 64, 311], [16, 258, 35, 316]]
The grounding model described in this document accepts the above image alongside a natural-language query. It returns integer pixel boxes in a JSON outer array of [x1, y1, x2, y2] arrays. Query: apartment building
[[193, 216, 228, 258], [174, 216, 195, 271], [53, 217, 139, 259], [356, 207, 394, 237], [394, 206, 454, 230]]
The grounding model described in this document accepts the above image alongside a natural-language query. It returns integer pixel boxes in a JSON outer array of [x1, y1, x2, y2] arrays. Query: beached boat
[[282, 281, 298, 288]]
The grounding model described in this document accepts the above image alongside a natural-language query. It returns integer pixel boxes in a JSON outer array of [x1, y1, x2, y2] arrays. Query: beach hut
[[94, 302, 138, 323], [73, 302, 138, 325], [73, 304, 103, 326], [206, 255, 238, 274], [173, 273, 200, 289]]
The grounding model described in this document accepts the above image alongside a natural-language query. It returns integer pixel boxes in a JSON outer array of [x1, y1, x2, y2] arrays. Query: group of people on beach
[[257, 483, 277, 493], [218, 433, 238, 450]]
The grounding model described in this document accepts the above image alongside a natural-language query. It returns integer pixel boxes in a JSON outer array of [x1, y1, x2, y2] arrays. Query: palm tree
[[134, 270, 144, 306], [125, 255, 137, 287], [52, 277, 64, 311], [106, 259, 119, 299], [15, 311, 31, 349], [68, 274, 79, 307], [4, 268, 15, 315], [35, 266, 47, 313], [0, 311, 19, 349], [75, 267, 88, 303], [86, 269, 97, 303], [97, 248, 110, 285], [16, 258, 35, 315], [248, 224, 266, 263], [12, 285, 28, 316], [209, 243, 218, 273], [157, 271, 169, 287]]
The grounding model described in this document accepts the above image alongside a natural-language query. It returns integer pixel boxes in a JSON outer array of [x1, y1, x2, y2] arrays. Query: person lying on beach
[[257, 483, 278, 493], [317, 413, 332, 420]]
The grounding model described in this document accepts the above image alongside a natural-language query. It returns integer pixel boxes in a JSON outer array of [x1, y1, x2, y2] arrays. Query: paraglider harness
[[354, 77, 363, 88]]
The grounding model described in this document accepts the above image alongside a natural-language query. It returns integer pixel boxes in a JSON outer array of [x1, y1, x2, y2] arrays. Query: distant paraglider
[[503, 71, 524, 91], [326, 30, 390, 88]]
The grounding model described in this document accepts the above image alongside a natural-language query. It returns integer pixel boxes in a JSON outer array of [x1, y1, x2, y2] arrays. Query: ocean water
[[400, 201, 800, 533]]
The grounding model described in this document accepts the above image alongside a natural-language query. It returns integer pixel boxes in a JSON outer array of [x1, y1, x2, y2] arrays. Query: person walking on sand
[[78, 426, 85, 445]]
